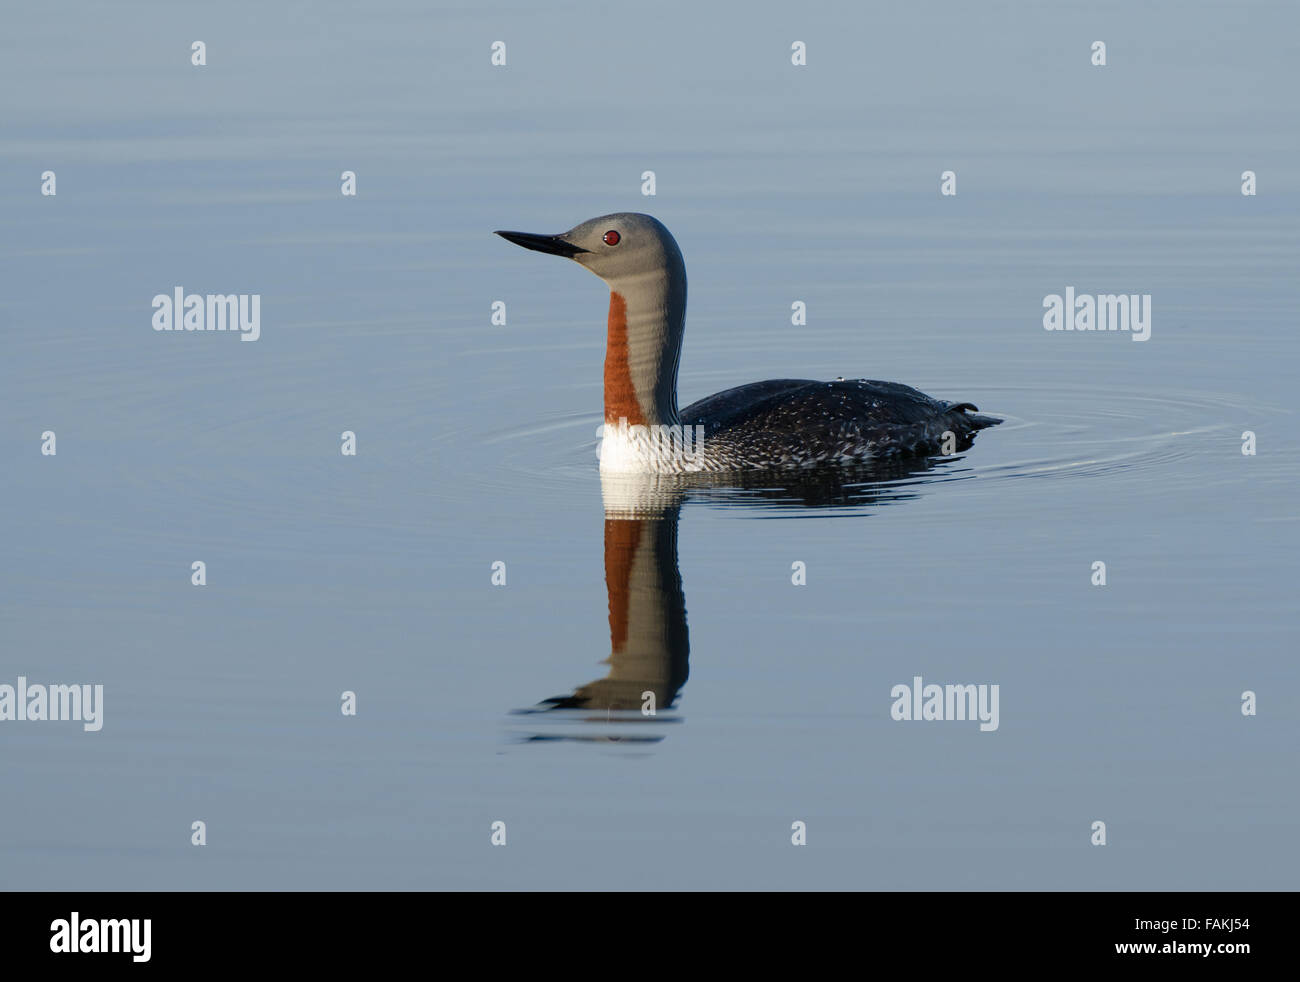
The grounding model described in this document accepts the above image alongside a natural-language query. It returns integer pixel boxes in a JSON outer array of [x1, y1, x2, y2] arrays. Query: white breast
[[597, 418, 710, 474]]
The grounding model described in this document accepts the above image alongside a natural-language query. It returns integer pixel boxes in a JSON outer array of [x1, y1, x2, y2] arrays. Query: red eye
[[603, 230, 620, 246]]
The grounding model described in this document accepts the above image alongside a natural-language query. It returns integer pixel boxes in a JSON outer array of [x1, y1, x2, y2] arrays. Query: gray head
[[495, 212, 685, 289], [496, 213, 689, 432]]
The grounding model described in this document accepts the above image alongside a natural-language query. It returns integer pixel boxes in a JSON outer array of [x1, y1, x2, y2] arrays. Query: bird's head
[[496, 212, 684, 290]]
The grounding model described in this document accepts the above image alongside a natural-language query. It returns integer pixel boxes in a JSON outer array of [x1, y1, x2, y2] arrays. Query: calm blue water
[[2, 0, 1297, 890]]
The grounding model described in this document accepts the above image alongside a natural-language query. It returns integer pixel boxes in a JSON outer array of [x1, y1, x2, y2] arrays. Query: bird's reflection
[[509, 454, 977, 746]]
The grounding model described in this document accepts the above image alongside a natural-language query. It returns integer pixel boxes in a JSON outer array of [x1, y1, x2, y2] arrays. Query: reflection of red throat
[[604, 292, 645, 425], [604, 519, 643, 652]]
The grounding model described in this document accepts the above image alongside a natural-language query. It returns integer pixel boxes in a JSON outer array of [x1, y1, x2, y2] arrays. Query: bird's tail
[[948, 402, 1002, 430]]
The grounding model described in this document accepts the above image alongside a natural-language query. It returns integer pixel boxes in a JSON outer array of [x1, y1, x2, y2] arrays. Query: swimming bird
[[496, 213, 999, 473]]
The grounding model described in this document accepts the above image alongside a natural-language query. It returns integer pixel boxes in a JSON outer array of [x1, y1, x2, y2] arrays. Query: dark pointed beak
[[495, 230, 589, 258]]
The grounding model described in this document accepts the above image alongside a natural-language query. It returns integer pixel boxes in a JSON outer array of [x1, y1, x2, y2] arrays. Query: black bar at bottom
[[0, 891, 1276, 969]]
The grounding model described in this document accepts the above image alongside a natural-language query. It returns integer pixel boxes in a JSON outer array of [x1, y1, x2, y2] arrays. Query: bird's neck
[[604, 268, 685, 428]]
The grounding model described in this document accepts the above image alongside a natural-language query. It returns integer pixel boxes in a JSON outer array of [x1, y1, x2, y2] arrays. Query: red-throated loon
[[496, 213, 1000, 473]]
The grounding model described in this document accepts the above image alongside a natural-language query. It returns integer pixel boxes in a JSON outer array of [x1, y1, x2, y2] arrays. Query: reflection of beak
[[495, 230, 590, 258]]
